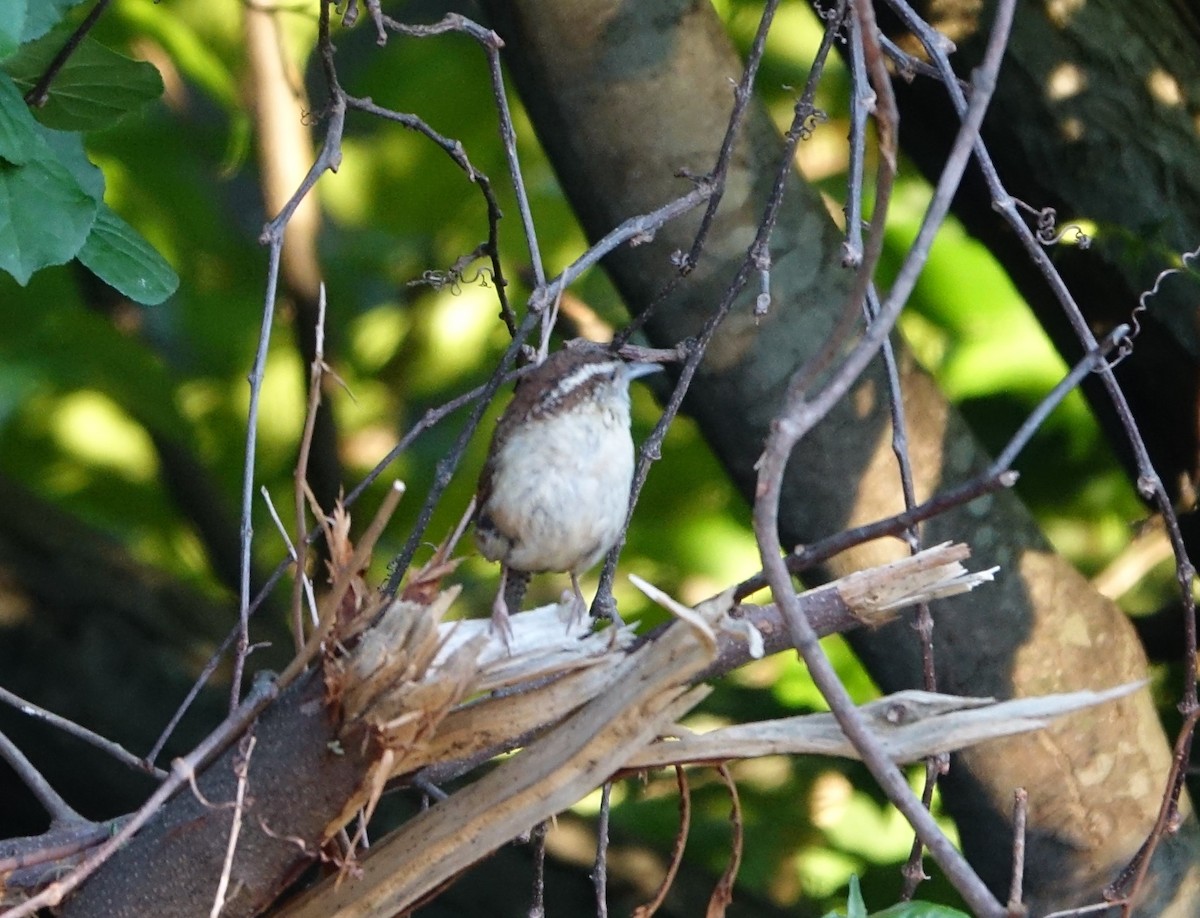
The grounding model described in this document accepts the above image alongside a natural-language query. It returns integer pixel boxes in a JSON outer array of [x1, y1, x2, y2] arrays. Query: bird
[[474, 345, 661, 645]]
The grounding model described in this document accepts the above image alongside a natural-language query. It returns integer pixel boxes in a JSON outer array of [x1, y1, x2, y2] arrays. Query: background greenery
[[0, 1, 1165, 914]]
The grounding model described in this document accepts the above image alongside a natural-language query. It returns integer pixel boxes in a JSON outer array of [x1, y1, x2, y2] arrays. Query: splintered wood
[[285, 541, 1129, 918]]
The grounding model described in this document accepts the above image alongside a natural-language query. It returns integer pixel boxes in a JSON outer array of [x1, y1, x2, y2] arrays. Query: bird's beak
[[623, 361, 664, 383]]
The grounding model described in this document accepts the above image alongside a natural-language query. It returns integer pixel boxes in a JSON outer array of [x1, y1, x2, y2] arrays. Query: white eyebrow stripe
[[542, 360, 617, 405]]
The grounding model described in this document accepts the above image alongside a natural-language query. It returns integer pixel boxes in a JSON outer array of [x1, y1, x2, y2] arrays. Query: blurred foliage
[[0, 1, 1170, 915]]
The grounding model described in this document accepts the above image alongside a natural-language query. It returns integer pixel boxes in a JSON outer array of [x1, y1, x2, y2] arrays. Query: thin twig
[[0, 686, 166, 780], [2, 677, 278, 918], [592, 781, 613, 918], [1008, 787, 1028, 912], [23, 0, 114, 107], [0, 730, 85, 825], [209, 734, 257, 918], [749, 1, 1018, 913], [291, 284, 329, 652], [528, 821, 547, 918], [595, 2, 849, 617], [632, 766, 690, 918], [885, 0, 1200, 883]]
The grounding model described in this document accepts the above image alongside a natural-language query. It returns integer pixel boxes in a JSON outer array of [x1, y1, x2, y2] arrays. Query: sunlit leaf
[[78, 204, 178, 305], [3, 29, 163, 130]]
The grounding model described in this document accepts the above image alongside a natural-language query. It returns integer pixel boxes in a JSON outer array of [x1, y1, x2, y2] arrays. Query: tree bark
[[879, 0, 1200, 562], [482, 0, 1199, 912]]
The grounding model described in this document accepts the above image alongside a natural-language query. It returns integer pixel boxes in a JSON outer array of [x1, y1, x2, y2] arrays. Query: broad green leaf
[[0, 71, 39, 163], [0, 0, 26, 61], [39, 125, 103, 198], [873, 903, 971, 917], [22, 0, 89, 44], [0, 150, 97, 283], [3, 29, 163, 130], [78, 204, 178, 305]]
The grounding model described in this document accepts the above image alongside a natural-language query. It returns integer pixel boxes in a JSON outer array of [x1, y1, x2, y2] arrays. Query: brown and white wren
[[475, 346, 661, 644]]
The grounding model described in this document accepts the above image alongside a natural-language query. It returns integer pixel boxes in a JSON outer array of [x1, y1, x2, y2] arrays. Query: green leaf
[[0, 143, 97, 284], [872, 903, 971, 918], [0, 0, 27, 61], [39, 124, 103, 198], [0, 71, 39, 163], [3, 29, 163, 130], [22, 0, 89, 44], [78, 204, 178, 305]]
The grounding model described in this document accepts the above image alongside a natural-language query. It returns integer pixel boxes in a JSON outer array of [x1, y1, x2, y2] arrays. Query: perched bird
[[474, 346, 661, 644]]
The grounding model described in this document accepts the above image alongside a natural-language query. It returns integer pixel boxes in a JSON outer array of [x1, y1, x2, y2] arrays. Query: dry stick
[[751, 1, 1017, 914], [709, 763, 743, 916], [678, 0, 782, 276], [0, 676, 278, 918], [233, 0, 345, 709], [881, 0, 1200, 901], [842, 5, 942, 894], [528, 821, 547, 918], [232, 231, 282, 711], [377, 13, 521, 332], [382, 184, 713, 598], [209, 734, 257, 918], [1009, 787, 1028, 912], [0, 686, 166, 780], [594, 0, 848, 616], [633, 766, 691, 918], [593, 781, 613, 918], [733, 312, 1130, 604], [0, 730, 84, 826], [291, 285, 329, 653]]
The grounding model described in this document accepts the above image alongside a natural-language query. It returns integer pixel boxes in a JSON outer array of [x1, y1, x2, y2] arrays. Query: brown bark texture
[[482, 0, 1199, 913], [882, 0, 1200, 550]]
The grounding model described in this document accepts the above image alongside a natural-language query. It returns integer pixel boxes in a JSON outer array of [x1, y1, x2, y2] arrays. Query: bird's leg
[[491, 566, 515, 649], [566, 573, 588, 630], [492, 566, 530, 650]]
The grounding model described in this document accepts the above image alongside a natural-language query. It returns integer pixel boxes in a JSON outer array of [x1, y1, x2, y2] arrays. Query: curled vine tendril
[[1013, 199, 1091, 250], [1117, 241, 1200, 364], [408, 263, 495, 296]]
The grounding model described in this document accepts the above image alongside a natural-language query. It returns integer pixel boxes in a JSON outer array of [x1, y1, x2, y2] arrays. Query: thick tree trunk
[[483, 0, 1199, 913]]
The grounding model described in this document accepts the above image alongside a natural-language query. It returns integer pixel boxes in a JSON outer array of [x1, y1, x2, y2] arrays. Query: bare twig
[[1008, 787, 1028, 913], [595, 1, 849, 618], [0, 687, 166, 781], [23, 0, 114, 107], [885, 0, 1200, 885], [0, 730, 85, 825], [749, 1, 1018, 913], [2, 676, 278, 918], [209, 735, 257, 918], [632, 766, 690, 918]]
